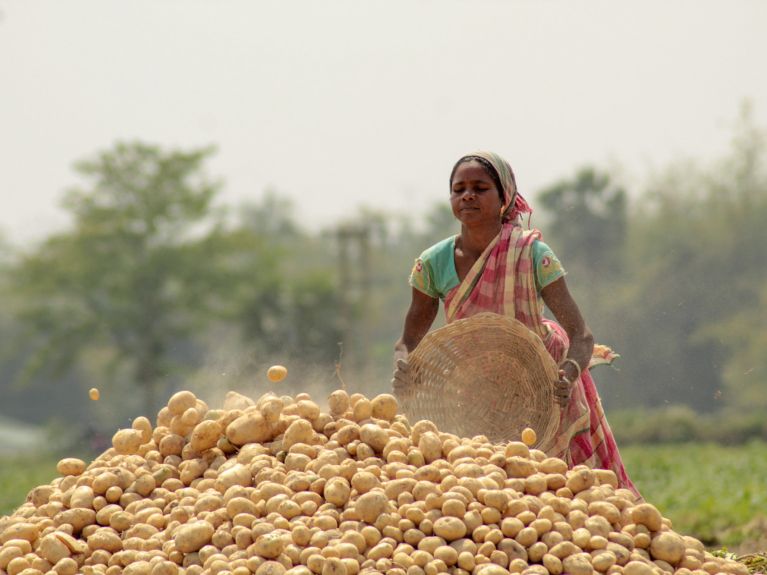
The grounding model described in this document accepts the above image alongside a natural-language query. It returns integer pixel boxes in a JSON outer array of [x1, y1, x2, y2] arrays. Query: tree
[[538, 167, 628, 278], [228, 196, 345, 378], [601, 105, 767, 411], [12, 142, 226, 414]]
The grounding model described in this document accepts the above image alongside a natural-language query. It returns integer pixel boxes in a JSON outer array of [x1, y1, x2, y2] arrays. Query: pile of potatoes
[[0, 389, 748, 575]]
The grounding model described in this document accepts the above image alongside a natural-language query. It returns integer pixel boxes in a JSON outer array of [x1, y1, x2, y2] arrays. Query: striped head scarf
[[452, 151, 533, 224]]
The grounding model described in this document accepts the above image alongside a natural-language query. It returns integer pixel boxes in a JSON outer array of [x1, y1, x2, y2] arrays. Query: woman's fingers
[[554, 377, 571, 406], [392, 359, 411, 393]]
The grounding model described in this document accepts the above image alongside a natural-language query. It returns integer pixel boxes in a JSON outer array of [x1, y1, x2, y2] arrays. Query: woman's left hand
[[554, 369, 573, 407]]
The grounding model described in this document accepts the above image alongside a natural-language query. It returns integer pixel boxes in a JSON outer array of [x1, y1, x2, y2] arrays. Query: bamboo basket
[[397, 312, 559, 448]]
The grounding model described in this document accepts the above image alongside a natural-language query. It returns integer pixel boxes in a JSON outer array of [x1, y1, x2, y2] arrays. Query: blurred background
[[1, 0, 766, 551]]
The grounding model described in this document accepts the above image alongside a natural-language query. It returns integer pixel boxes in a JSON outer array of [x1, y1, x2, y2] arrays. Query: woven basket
[[397, 312, 559, 448]]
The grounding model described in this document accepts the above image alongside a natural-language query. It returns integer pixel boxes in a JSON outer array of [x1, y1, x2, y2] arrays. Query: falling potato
[[521, 426, 537, 446], [89, 388, 100, 401], [267, 365, 288, 382]]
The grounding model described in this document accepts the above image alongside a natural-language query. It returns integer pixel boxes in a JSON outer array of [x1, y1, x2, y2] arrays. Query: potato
[[52, 557, 78, 575], [631, 504, 663, 532], [543, 553, 563, 575], [0, 388, 736, 575], [549, 541, 580, 560], [592, 551, 617, 572], [352, 398, 373, 422], [226, 412, 271, 446], [69, 485, 95, 509], [351, 471, 380, 494], [267, 365, 288, 382], [257, 560, 287, 575], [284, 419, 315, 450], [56, 458, 86, 477], [505, 456, 536, 478], [297, 400, 321, 421], [131, 416, 154, 443], [258, 396, 288, 425], [520, 427, 537, 447], [566, 468, 595, 494], [649, 532, 685, 565], [174, 521, 214, 553], [255, 532, 286, 559], [417, 432, 442, 464], [112, 429, 145, 455], [327, 391, 350, 416], [2, 540, 32, 557], [562, 552, 594, 575], [432, 517, 466, 541], [0, 523, 38, 544], [370, 394, 398, 421], [359, 424, 389, 453], [324, 477, 351, 507], [623, 561, 655, 575], [167, 391, 197, 416], [539, 457, 568, 475], [354, 490, 390, 524], [51, 531, 87, 555], [86, 528, 122, 552], [37, 534, 71, 564], [190, 420, 221, 453], [322, 557, 347, 575]]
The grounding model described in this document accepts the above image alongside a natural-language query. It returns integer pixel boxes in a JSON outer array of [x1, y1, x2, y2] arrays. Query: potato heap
[[0, 389, 748, 575]]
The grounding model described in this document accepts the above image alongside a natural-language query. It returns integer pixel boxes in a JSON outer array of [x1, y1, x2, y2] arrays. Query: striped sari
[[444, 222, 637, 494]]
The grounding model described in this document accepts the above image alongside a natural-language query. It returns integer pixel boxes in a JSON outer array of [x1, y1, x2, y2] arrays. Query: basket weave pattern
[[398, 313, 559, 448]]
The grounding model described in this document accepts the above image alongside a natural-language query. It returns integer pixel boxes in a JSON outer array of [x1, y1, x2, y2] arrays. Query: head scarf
[[454, 151, 533, 224]]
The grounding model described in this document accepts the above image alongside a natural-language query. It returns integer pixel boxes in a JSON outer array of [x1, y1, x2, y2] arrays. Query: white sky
[[1, 0, 766, 244]]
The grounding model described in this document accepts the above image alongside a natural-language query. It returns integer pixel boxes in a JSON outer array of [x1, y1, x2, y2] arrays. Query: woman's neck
[[459, 222, 502, 257]]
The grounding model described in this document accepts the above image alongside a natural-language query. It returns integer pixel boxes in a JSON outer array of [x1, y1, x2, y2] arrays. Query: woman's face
[[450, 161, 504, 227]]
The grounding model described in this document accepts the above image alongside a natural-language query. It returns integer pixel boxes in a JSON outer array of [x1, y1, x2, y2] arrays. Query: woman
[[393, 151, 637, 493]]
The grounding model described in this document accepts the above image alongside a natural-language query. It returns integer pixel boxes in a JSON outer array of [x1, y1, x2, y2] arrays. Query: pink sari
[[444, 223, 637, 494]]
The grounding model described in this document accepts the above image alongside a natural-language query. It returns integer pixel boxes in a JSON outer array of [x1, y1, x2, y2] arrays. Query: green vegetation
[[0, 454, 58, 516], [609, 406, 767, 445], [622, 441, 767, 550]]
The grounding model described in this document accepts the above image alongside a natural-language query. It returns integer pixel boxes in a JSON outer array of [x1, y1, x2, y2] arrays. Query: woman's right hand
[[554, 369, 573, 407], [391, 357, 411, 395]]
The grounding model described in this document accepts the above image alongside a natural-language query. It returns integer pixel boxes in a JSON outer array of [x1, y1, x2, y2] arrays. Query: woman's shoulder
[[419, 235, 456, 260], [531, 237, 554, 256]]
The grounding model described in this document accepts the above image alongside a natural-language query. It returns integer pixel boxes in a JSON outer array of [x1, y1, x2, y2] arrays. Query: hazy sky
[[1, 0, 766, 244]]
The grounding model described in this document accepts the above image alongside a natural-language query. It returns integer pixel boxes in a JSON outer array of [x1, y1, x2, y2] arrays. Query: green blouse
[[409, 236, 566, 300]]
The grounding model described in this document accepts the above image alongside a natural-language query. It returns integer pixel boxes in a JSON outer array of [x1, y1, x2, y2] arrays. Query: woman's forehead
[[452, 161, 494, 181]]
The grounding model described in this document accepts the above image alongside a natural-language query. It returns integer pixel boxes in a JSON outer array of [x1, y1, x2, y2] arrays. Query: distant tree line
[[0, 109, 764, 434]]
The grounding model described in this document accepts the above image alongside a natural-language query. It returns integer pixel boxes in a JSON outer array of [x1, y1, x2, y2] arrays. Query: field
[[0, 453, 58, 517], [621, 441, 767, 552], [1, 442, 766, 553]]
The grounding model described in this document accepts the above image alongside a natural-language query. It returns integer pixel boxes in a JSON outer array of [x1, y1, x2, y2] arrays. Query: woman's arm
[[394, 287, 440, 362], [392, 288, 439, 394], [541, 276, 595, 383]]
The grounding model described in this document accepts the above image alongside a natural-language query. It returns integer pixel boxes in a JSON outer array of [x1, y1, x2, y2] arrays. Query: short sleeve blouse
[[409, 236, 565, 300]]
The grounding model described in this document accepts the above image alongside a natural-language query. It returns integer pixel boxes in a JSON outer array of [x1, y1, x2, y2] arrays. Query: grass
[[2, 442, 767, 553], [0, 453, 59, 516], [621, 440, 767, 551]]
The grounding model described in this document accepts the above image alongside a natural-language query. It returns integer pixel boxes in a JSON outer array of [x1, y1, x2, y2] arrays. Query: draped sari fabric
[[444, 223, 638, 494]]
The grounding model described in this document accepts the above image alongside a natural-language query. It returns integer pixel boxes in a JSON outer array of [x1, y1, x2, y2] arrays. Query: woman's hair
[[449, 155, 506, 202]]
